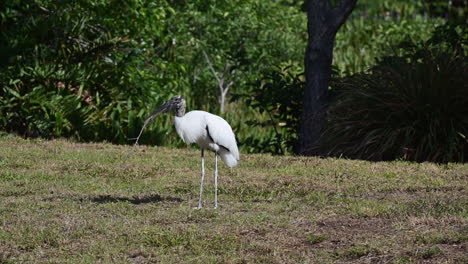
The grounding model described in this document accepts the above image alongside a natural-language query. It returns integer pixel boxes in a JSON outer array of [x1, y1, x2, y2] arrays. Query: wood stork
[[134, 95, 239, 209]]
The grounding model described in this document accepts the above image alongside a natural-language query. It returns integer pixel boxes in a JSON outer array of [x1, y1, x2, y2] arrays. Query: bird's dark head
[[169, 95, 186, 117], [150, 95, 186, 118]]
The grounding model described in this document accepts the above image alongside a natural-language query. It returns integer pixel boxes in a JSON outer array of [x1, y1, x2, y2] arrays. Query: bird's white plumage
[[136, 95, 239, 209], [174, 110, 239, 167]]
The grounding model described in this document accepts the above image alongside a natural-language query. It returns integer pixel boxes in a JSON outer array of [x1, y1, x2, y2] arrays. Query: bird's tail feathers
[[219, 151, 239, 168]]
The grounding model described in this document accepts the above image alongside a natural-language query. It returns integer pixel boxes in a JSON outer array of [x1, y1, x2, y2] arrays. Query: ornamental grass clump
[[323, 24, 467, 163]]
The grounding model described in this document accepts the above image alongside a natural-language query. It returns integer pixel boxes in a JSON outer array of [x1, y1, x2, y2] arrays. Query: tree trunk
[[299, 0, 357, 155], [300, 36, 334, 155]]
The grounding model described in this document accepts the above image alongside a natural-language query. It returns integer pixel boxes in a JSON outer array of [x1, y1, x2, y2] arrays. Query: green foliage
[[335, 11, 444, 74], [240, 0, 452, 154], [232, 1, 458, 155], [334, 0, 465, 74], [323, 24, 468, 163], [339, 246, 374, 259], [164, 0, 306, 112], [0, 0, 177, 144], [355, 0, 466, 21], [417, 247, 442, 259], [0, 0, 307, 149], [305, 233, 328, 244], [425, 0, 467, 22], [234, 62, 304, 154], [0, 0, 463, 158]]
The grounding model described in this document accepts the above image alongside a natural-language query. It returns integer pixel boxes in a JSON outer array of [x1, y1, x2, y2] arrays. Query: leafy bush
[[323, 24, 468, 163], [1, 0, 462, 157], [335, 14, 444, 74], [164, 0, 306, 114], [355, 0, 466, 21], [334, 0, 465, 75], [0, 0, 179, 144], [0, 0, 307, 150], [233, 62, 304, 154]]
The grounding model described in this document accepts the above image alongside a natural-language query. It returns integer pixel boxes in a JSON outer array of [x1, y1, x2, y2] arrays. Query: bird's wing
[[205, 114, 239, 160]]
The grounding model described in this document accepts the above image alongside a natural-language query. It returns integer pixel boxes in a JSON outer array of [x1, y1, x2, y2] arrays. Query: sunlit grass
[[0, 136, 467, 263]]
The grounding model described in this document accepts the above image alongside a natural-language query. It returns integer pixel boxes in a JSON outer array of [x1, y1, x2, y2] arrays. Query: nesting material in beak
[[132, 100, 173, 146]]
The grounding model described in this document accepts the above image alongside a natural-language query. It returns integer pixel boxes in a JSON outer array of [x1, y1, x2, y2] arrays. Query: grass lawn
[[0, 136, 467, 263]]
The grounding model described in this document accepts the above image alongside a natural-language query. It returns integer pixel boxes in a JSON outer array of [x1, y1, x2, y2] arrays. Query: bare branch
[[201, 48, 222, 84], [200, 46, 235, 114], [221, 62, 230, 81], [224, 81, 234, 95]]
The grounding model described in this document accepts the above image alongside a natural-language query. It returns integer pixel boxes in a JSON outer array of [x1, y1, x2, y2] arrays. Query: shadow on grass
[[86, 194, 182, 204]]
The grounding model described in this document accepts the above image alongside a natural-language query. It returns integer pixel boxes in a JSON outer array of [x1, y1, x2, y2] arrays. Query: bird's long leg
[[196, 148, 205, 209], [214, 151, 218, 209]]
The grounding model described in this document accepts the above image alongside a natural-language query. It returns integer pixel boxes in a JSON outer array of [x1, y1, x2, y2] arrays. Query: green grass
[[0, 136, 467, 263]]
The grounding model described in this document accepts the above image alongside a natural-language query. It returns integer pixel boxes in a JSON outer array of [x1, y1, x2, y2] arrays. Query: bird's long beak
[[132, 100, 174, 146], [145, 101, 173, 124]]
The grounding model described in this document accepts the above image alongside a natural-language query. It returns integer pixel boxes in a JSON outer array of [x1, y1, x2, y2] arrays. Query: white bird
[[134, 95, 239, 209]]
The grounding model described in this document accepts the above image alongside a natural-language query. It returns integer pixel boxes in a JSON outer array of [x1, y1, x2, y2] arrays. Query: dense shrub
[[335, 0, 465, 74], [233, 63, 304, 154], [164, 0, 306, 113], [0, 0, 307, 149], [0, 0, 178, 144], [335, 11, 444, 74], [0, 0, 462, 157], [323, 24, 468, 163], [234, 1, 456, 154]]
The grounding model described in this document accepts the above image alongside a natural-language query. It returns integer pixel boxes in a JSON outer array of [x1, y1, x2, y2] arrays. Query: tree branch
[[201, 48, 222, 85], [224, 81, 234, 95], [199, 45, 236, 113], [329, 0, 358, 29]]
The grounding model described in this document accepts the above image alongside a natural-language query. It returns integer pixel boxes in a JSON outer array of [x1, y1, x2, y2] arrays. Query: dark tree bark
[[299, 0, 357, 155]]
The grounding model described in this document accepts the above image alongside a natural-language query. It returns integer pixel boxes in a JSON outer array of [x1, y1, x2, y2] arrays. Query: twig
[[132, 112, 159, 147]]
